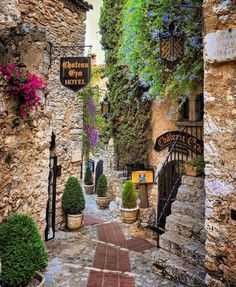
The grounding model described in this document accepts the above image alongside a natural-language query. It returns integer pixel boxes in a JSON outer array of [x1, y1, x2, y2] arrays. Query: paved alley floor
[[44, 194, 185, 287]]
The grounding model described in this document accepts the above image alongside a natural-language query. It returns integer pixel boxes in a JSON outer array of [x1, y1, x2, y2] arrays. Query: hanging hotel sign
[[60, 57, 91, 92], [154, 131, 203, 154]]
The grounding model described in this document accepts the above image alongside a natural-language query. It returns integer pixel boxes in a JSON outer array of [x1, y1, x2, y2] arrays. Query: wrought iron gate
[[158, 160, 181, 232], [156, 126, 204, 236], [95, 160, 103, 190], [45, 155, 57, 241]]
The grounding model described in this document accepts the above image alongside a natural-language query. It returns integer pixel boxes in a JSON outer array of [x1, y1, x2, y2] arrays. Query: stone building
[[0, 0, 92, 238], [151, 1, 236, 287], [203, 1, 236, 286]]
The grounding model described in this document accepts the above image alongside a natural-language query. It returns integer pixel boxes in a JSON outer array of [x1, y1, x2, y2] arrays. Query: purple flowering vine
[[85, 124, 100, 149], [82, 88, 100, 156], [86, 96, 96, 122]]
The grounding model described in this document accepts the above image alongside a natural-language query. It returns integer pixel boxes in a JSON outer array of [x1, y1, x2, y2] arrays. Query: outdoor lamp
[[160, 21, 185, 69], [101, 96, 111, 117]]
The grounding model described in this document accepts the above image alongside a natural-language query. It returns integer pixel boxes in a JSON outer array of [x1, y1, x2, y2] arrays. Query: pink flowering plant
[[0, 64, 47, 118]]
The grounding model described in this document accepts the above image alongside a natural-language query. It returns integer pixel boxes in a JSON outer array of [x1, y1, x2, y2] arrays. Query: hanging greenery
[[119, 0, 203, 102], [100, 0, 152, 167]]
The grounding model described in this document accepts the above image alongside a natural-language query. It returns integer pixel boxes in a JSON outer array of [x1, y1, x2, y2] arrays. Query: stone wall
[[149, 99, 178, 208], [90, 139, 122, 200], [0, 26, 51, 236], [0, 0, 90, 234], [203, 1, 236, 286], [0, 0, 21, 30]]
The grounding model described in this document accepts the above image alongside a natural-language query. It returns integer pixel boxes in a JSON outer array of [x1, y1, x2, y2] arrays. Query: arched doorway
[[95, 160, 104, 191], [157, 160, 182, 232]]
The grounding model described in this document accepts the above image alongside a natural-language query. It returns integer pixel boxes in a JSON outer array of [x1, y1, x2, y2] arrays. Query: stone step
[[181, 175, 204, 189], [159, 232, 206, 267], [177, 185, 205, 205], [152, 248, 207, 287], [171, 200, 205, 220], [165, 214, 206, 244]]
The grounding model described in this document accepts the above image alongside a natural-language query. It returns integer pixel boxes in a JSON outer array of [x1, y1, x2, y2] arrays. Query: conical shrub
[[62, 177, 85, 214], [96, 174, 108, 197], [121, 180, 138, 209], [84, 167, 93, 185]]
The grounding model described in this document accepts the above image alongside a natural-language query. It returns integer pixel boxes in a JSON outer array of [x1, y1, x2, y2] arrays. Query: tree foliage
[[119, 0, 203, 101]]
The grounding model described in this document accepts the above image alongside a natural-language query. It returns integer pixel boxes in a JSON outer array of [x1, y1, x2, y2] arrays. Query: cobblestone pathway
[[44, 194, 185, 287]]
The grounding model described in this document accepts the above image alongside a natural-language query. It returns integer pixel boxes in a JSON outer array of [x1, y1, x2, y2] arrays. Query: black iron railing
[[116, 162, 146, 179], [156, 126, 203, 237]]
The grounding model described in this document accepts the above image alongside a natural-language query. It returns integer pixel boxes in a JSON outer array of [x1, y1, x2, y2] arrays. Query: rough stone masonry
[[0, 0, 92, 235], [203, 1, 236, 286]]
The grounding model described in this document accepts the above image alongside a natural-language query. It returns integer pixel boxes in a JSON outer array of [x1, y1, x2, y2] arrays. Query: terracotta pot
[[184, 165, 201, 177], [120, 206, 139, 223], [84, 184, 94, 195], [26, 272, 45, 287], [67, 213, 83, 230], [36, 273, 45, 287], [96, 196, 110, 209]]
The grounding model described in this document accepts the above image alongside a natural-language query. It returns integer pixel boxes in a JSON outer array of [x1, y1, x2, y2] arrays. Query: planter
[[96, 196, 110, 209], [26, 272, 45, 287], [67, 214, 83, 230], [84, 184, 94, 195], [184, 165, 201, 177], [120, 206, 139, 223]]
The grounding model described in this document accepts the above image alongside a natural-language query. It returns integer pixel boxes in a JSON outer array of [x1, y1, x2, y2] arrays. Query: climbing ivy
[[109, 70, 151, 167], [100, 0, 152, 167]]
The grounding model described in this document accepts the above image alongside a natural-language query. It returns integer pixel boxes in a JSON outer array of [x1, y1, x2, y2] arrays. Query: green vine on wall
[[100, 0, 152, 167]]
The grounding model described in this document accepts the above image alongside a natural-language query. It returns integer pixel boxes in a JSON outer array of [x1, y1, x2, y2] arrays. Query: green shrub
[[62, 177, 85, 214], [121, 180, 138, 209], [84, 167, 93, 185], [0, 214, 48, 287], [186, 156, 205, 175], [96, 174, 108, 197]]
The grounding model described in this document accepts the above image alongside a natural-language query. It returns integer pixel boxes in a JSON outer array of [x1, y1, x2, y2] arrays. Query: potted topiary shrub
[[62, 176, 85, 230], [184, 156, 205, 177], [0, 214, 48, 287], [84, 166, 94, 194], [120, 180, 139, 223], [96, 174, 110, 209]]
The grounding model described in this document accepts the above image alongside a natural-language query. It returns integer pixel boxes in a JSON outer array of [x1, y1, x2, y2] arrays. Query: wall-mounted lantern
[[160, 21, 185, 69], [101, 96, 111, 118]]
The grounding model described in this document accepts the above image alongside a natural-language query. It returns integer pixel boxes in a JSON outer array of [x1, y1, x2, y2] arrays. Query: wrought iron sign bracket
[[49, 44, 93, 68], [52, 44, 92, 49]]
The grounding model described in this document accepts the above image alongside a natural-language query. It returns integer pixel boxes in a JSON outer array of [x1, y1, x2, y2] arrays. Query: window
[[179, 98, 189, 121], [195, 94, 204, 121]]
